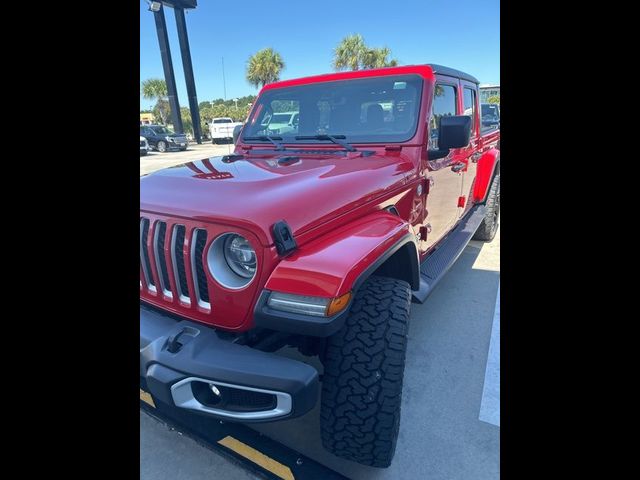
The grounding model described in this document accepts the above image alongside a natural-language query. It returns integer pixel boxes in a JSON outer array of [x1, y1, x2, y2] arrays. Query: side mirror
[[428, 115, 472, 160], [232, 124, 243, 145]]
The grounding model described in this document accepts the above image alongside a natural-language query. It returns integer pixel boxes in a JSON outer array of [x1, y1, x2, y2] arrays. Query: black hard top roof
[[427, 64, 479, 84]]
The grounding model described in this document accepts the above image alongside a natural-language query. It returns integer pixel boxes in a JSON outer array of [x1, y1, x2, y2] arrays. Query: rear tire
[[473, 170, 500, 241], [157, 141, 167, 153], [320, 275, 411, 468]]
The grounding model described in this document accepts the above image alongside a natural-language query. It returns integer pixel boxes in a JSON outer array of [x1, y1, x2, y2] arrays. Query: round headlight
[[207, 233, 257, 289], [224, 234, 256, 278]]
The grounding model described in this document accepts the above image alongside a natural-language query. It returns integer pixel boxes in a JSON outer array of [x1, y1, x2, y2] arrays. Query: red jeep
[[140, 64, 500, 467]]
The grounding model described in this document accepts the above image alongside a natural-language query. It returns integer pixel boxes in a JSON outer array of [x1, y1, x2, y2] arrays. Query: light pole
[[233, 98, 238, 110], [149, 2, 183, 133]]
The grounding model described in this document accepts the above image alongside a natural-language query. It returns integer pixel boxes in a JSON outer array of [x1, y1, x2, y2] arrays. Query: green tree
[[141, 78, 169, 124], [180, 107, 193, 136], [487, 95, 500, 104], [362, 47, 398, 69], [333, 35, 398, 71], [333, 34, 366, 71], [246, 48, 285, 89], [152, 99, 170, 126]]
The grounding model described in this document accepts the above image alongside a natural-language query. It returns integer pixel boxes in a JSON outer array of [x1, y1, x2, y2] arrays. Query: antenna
[[222, 56, 227, 101]]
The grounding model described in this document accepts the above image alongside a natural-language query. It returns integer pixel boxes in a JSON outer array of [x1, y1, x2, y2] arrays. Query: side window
[[463, 87, 476, 133], [430, 84, 457, 149], [481, 103, 500, 131]]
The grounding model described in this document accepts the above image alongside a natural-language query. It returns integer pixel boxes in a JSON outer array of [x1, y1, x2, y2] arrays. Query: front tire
[[157, 141, 167, 153], [320, 275, 411, 468], [473, 170, 500, 241]]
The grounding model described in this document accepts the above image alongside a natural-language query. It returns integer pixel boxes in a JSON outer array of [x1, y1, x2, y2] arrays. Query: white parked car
[[262, 111, 299, 135], [209, 117, 243, 143], [140, 136, 150, 156]]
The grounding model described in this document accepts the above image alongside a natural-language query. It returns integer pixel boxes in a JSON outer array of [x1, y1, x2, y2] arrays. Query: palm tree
[[141, 78, 168, 124], [246, 48, 285, 89], [362, 47, 398, 69], [333, 35, 398, 70], [333, 34, 366, 71]]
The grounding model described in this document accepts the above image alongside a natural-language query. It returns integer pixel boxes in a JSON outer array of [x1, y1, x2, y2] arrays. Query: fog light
[[210, 384, 221, 397]]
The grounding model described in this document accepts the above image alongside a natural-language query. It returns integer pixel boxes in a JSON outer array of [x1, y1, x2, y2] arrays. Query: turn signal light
[[327, 292, 352, 316]]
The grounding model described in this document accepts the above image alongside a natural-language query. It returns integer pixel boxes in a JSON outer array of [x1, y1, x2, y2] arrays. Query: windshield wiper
[[295, 134, 356, 152], [243, 135, 285, 150]]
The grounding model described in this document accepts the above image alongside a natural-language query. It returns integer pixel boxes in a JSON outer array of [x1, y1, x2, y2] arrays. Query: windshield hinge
[[272, 220, 298, 257]]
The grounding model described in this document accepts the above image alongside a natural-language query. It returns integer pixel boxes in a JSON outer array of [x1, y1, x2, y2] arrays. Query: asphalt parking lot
[[140, 147, 500, 479], [140, 142, 235, 176]]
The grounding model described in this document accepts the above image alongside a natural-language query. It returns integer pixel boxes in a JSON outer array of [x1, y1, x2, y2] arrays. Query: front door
[[421, 79, 465, 252]]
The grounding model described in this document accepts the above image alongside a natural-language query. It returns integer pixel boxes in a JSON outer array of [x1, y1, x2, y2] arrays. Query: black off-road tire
[[473, 170, 500, 241], [320, 275, 411, 468]]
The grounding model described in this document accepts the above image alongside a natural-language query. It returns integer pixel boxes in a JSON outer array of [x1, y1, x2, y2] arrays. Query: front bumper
[[168, 139, 188, 149], [140, 304, 319, 422]]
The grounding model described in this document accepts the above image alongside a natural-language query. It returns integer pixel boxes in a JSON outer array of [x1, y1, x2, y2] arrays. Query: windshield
[[242, 74, 423, 144], [213, 118, 232, 124], [150, 126, 172, 135]]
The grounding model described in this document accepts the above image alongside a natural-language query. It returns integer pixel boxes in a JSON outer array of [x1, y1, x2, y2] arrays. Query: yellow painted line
[[218, 435, 295, 480], [140, 389, 155, 408]]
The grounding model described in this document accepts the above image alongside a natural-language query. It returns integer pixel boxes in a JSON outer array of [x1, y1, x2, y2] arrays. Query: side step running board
[[412, 205, 486, 304]]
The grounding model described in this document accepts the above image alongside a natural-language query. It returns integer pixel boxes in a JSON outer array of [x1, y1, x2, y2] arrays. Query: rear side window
[[430, 84, 457, 149], [463, 87, 476, 133]]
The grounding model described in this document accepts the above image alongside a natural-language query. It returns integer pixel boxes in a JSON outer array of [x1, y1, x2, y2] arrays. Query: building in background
[[479, 84, 500, 103], [140, 113, 155, 125]]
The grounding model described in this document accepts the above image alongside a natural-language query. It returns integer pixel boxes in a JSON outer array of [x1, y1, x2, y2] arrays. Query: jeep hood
[[140, 152, 415, 246]]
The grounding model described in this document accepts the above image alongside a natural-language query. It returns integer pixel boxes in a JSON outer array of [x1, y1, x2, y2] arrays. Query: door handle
[[451, 162, 466, 173], [470, 152, 482, 162]]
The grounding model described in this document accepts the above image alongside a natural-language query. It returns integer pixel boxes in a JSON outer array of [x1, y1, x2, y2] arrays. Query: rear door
[[422, 77, 465, 251], [458, 81, 480, 216]]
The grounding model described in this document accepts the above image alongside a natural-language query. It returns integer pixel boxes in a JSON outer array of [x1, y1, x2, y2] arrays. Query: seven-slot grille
[[140, 218, 210, 311]]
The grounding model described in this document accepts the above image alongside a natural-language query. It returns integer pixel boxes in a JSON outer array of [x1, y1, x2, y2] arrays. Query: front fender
[[265, 211, 419, 299], [473, 148, 500, 203]]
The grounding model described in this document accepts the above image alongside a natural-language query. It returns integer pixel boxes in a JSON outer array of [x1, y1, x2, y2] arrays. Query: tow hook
[[166, 326, 200, 353]]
